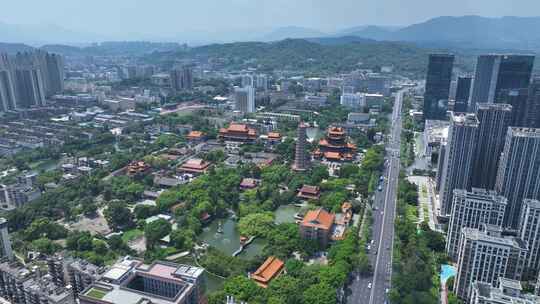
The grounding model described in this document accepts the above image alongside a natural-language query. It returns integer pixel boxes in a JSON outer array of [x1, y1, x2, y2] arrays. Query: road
[[348, 89, 405, 304]]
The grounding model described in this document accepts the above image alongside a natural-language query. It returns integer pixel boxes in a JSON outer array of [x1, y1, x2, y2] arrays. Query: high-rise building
[[497, 88, 529, 127], [170, 66, 193, 91], [526, 78, 540, 128], [0, 218, 12, 261], [241, 74, 253, 87], [423, 54, 454, 120], [518, 199, 540, 273], [446, 188, 506, 260], [255, 74, 268, 91], [471, 278, 540, 304], [235, 86, 255, 113], [471, 103, 512, 189], [0, 51, 64, 112], [454, 225, 527, 301], [14, 68, 46, 108], [495, 128, 540, 229], [292, 122, 310, 171], [439, 112, 479, 215], [470, 54, 534, 108], [454, 76, 472, 112], [536, 271, 540, 296]]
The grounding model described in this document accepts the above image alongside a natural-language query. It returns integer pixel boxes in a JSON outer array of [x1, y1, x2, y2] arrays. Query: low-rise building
[[219, 123, 257, 142], [79, 258, 203, 304], [126, 161, 151, 176], [300, 208, 335, 247], [178, 159, 211, 174], [250, 256, 285, 288], [297, 185, 320, 200]]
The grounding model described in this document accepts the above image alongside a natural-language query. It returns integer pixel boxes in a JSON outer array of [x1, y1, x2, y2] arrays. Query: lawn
[[86, 288, 108, 299], [122, 229, 143, 242]]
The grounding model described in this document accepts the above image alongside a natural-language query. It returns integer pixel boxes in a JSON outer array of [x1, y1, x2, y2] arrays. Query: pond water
[[198, 217, 266, 259], [440, 264, 456, 284], [274, 205, 301, 224], [174, 255, 225, 294]]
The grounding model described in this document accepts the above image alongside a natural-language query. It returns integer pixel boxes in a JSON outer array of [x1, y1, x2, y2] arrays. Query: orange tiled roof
[[324, 151, 342, 160], [187, 130, 204, 139], [251, 256, 285, 288], [299, 185, 319, 195], [267, 132, 281, 139], [228, 123, 249, 132], [302, 208, 335, 230]]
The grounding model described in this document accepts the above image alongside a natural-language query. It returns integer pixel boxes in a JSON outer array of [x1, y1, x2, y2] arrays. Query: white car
[[367, 283, 372, 289]]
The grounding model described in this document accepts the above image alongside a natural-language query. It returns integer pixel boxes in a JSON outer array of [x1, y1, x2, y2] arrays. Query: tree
[[170, 229, 195, 250], [104, 201, 135, 231], [302, 283, 337, 304], [134, 205, 159, 220], [237, 212, 274, 238], [31, 238, 61, 255], [144, 219, 172, 249], [267, 276, 302, 304], [222, 276, 261, 302]]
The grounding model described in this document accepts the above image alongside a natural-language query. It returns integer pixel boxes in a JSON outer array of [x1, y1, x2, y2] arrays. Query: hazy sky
[[1, 0, 540, 37]]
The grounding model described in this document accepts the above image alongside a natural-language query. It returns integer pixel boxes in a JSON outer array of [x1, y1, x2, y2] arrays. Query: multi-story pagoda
[[314, 126, 357, 161]]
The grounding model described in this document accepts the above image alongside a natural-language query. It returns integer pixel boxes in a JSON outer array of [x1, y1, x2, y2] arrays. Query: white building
[[446, 189, 507, 260], [340, 93, 365, 109], [454, 225, 528, 302], [235, 86, 255, 113], [471, 278, 540, 304]]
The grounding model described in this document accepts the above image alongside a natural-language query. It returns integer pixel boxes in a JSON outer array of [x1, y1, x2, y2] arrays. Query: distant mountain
[[0, 42, 34, 54], [260, 26, 327, 42], [305, 36, 377, 46], [41, 41, 183, 57], [146, 38, 433, 76], [342, 16, 540, 50]]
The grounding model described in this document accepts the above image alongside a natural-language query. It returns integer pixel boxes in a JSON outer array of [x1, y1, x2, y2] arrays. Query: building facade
[[446, 189, 506, 260], [454, 226, 527, 302], [518, 199, 540, 273], [454, 76, 472, 112], [495, 127, 540, 229], [423, 54, 454, 120], [235, 86, 255, 113], [439, 113, 479, 216], [470, 54, 534, 109], [471, 103, 512, 190]]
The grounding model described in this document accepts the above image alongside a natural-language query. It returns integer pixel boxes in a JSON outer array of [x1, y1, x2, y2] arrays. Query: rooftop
[[302, 208, 335, 230], [251, 256, 285, 288]]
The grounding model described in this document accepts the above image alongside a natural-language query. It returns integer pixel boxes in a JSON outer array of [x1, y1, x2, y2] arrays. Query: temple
[[314, 126, 357, 161], [218, 123, 257, 142]]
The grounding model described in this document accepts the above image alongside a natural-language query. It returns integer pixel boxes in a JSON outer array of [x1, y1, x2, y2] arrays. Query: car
[[367, 283, 372, 289], [378, 185, 383, 191], [385, 288, 390, 294]]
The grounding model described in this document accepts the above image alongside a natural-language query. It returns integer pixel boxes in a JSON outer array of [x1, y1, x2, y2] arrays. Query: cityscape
[[1, 2, 540, 304]]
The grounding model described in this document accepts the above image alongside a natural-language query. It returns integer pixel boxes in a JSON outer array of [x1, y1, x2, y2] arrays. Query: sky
[[1, 0, 540, 41]]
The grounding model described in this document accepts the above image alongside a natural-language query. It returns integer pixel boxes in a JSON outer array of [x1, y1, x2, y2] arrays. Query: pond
[[274, 204, 301, 224], [440, 264, 456, 284], [174, 255, 225, 295], [198, 217, 265, 258]]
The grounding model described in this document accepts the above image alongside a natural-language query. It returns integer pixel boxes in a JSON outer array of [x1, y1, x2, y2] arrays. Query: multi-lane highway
[[348, 89, 405, 304]]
